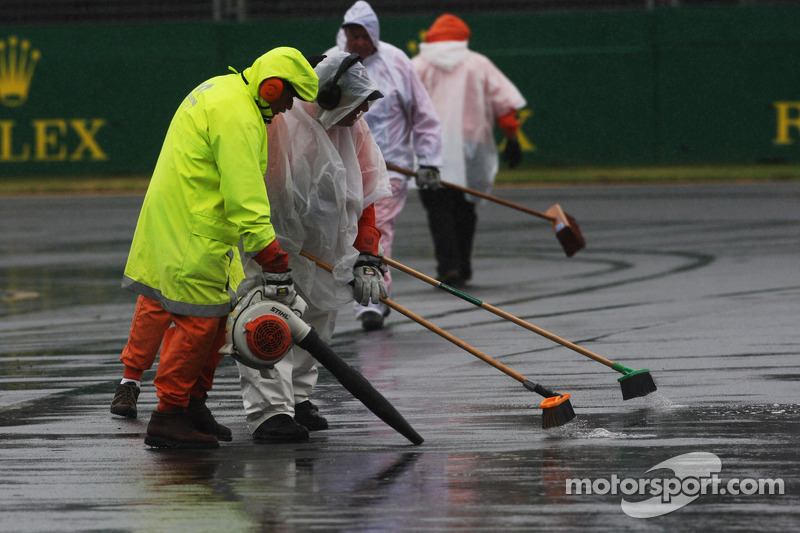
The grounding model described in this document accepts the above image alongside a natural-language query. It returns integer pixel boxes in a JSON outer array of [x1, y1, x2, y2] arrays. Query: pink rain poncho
[[328, 1, 442, 173], [412, 33, 526, 198]]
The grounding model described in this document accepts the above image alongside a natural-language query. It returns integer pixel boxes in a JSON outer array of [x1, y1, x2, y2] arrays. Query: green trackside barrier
[[2, 6, 799, 178]]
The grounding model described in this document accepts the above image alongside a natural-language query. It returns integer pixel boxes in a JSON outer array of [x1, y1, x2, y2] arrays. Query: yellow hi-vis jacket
[[122, 47, 318, 317]]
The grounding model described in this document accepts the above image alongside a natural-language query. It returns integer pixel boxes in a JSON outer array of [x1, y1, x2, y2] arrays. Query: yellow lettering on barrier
[[70, 119, 107, 161], [773, 101, 800, 145], [516, 109, 535, 152], [0, 117, 107, 162], [32, 119, 67, 161], [0, 120, 30, 161]]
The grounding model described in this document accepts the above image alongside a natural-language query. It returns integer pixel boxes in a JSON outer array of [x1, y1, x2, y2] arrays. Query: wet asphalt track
[[0, 183, 798, 532]]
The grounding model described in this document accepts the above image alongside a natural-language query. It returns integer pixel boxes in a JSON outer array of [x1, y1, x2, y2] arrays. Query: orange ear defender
[[259, 77, 284, 102]]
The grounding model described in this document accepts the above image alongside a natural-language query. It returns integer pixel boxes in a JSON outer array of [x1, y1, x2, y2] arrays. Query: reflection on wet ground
[[1, 185, 798, 531]]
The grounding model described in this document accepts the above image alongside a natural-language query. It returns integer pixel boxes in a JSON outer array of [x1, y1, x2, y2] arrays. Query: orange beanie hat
[[425, 14, 471, 43]]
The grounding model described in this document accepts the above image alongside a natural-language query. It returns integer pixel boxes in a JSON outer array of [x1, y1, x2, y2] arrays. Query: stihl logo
[[270, 306, 290, 320]]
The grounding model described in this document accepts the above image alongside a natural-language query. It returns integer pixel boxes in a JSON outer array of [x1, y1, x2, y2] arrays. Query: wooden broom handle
[[380, 254, 618, 370], [385, 162, 555, 223], [298, 250, 529, 384]]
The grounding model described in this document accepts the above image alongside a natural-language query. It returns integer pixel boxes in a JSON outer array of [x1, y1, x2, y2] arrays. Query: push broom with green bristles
[[300, 250, 576, 429], [382, 256, 657, 401]]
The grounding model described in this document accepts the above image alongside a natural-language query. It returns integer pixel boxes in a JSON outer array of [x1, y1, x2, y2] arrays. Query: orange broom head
[[539, 393, 570, 409], [545, 204, 586, 257], [539, 393, 576, 428]]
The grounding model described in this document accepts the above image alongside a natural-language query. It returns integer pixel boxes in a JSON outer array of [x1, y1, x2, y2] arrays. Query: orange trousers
[[120, 295, 226, 408]]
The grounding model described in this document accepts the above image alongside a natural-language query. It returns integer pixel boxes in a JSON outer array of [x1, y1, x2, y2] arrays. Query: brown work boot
[[186, 393, 233, 442], [110, 382, 140, 419], [145, 408, 219, 449]]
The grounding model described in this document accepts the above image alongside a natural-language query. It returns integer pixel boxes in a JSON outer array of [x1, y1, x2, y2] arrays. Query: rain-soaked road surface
[[1, 183, 798, 532]]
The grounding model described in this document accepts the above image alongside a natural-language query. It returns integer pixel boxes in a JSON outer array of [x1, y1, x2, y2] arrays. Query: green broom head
[[539, 393, 576, 429], [618, 368, 657, 400]]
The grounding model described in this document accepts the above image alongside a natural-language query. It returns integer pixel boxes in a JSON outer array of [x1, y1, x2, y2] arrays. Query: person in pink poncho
[[412, 14, 527, 287], [327, 1, 443, 331]]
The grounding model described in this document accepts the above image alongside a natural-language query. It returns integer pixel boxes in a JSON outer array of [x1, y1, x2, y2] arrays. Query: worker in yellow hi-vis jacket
[[116, 47, 318, 450]]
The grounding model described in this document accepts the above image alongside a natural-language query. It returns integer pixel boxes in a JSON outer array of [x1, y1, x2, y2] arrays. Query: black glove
[[504, 137, 522, 169]]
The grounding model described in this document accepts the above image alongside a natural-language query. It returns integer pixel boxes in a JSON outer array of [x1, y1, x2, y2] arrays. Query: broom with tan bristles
[[386, 163, 586, 257], [300, 250, 576, 429]]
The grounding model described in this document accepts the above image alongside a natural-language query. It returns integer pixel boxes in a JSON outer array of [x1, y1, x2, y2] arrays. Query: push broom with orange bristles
[[378, 294, 576, 430], [300, 250, 576, 429], [386, 163, 586, 257]]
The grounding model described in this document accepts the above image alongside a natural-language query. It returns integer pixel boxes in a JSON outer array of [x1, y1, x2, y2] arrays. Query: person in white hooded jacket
[[326, 0, 443, 332], [236, 52, 393, 442], [411, 14, 527, 287]]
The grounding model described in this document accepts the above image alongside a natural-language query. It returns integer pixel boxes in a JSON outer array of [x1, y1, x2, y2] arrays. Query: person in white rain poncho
[[412, 14, 527, 287], [327, 1, 443, 332], [236, 52, 392, 442]]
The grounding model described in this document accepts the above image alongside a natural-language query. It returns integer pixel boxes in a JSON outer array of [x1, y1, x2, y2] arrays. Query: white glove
[[352, 253, 387, 306], [415, 166, 441, 189], [262, 270, 297, 305], [262, 270, 308, 318]]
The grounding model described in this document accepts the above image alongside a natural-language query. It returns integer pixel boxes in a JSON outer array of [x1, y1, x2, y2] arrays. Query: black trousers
[[418, 187, 477, 281]]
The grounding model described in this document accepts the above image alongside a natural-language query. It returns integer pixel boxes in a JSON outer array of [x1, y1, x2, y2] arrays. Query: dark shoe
[[294, 400, 329, 431], [361, 310, 384, 331], [145, 408, 219, 449], [110, 382, 140, 419], [460, 265, 472, 284], [438, 269, 464, 288], [186, 394, 232, 442], [253, 414, 309, 443]]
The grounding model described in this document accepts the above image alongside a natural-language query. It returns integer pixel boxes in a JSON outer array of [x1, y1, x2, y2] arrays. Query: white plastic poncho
[[412, 40, 526, 199], [328, 1, 442, 174], [247, 51, 391, 311]]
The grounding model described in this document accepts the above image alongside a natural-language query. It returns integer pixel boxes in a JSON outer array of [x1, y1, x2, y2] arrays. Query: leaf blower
[[220, 287, 423, 445]]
